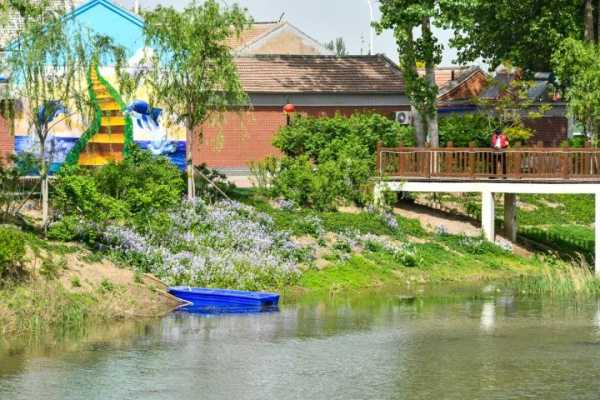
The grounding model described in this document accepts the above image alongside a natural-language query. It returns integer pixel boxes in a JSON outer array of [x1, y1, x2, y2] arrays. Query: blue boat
[[168, 287, 280, 311]]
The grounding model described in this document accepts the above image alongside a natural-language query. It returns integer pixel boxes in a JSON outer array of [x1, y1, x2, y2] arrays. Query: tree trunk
[[585, 0, 594, 41], [412, 106, 426, 147], [39, 137, 49, 231], [597, 0, 600, 42], [399, 27, 425, 147], [422, 16, 439, 147], [186, 124, 195, 201]]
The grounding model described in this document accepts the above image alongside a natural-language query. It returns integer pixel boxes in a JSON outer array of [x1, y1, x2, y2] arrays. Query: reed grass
[[512, 259, 600, 297], [0, 281, 95, 335]]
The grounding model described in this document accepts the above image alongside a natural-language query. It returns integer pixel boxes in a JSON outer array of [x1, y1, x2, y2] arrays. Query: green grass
[[237, 191, 566, 293], [423, 192, 596, 264], [0, 282, 97, 335], [246, 195, 426, 240]]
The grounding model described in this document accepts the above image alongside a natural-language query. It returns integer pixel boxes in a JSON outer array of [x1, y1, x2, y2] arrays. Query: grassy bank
[[415, 192, 595, 262], [240, 193, 578, 294], [0, 227, 181, 336]]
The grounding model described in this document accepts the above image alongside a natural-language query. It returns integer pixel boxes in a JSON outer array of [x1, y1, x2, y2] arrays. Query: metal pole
[[366, 0, 374, 55]]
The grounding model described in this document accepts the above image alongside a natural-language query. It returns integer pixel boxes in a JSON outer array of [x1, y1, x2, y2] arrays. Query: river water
[[2, 286, 600, 399]]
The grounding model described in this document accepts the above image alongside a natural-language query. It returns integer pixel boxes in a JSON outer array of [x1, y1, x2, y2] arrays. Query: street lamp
[[283, 103, 295, 125]]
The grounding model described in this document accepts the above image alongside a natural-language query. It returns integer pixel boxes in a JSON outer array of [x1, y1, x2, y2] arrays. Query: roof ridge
[[235, 54, 388, 59]]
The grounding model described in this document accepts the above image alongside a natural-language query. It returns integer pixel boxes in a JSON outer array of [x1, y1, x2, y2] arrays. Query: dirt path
[[393, 202, 532, 257]]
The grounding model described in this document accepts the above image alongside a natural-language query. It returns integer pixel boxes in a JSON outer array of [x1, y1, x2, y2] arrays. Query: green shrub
[[194, 163, 236, 203], [274, 112, 414, 158], [269, 112, 412, 209], [93, 147, 184, 218], [71, 276, 82, 288], [48, 216, 85, 241], [53, 166, 130, 224], [53, 147, 185, 232], [439, 113, 497, 147], [248, 156, 280, 196], [0, 227, 27, 282]]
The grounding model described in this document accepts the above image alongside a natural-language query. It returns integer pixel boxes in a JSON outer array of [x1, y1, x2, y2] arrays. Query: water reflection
[[2, 288, 600, 400], [480, 301, 496, 333]]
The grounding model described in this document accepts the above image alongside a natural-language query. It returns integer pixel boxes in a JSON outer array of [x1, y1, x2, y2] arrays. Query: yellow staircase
[[79, 68, 126, 166]]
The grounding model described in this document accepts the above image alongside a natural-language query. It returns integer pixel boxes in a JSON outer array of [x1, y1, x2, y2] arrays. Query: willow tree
[[375, 1, 443, 147], [143, 0, 250, 199], [2, 1, 127, 229], [1, 3, 92, 229]]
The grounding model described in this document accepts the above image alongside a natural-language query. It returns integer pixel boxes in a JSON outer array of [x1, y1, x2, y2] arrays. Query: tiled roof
[[235, 55, 405, 94], [226, 22, 282, 50], [418, 66, 473, 87]]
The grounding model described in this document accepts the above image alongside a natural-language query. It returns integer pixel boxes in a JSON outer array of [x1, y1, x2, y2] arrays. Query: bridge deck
[[376, 144, 600, 183]]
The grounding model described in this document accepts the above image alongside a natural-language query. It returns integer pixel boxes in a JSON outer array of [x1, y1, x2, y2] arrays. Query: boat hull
[[168, 287, 280, 309]]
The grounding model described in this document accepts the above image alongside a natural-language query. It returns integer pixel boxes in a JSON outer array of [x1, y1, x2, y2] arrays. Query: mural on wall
[[125, 99, 186, 170], [12, 0, 187, 171], [13, 88, 187, 171], [14, 100, 84, 173]]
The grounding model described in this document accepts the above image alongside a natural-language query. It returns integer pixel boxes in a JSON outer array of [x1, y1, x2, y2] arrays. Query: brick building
[[195, 54, 409, 173], [439, 68, 569, 146]]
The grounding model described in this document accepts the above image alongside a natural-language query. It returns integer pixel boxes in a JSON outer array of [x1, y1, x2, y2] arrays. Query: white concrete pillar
[[373, 182, 385, 209], [504, 193, 517, 242], [482, 191, 495, 242], [596, 193, 600, 275]]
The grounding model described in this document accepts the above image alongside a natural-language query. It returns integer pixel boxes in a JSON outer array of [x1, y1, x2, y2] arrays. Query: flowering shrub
[[100, 200, 312, 290]]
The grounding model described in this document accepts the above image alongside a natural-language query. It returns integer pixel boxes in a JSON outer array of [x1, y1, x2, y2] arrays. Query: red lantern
[[283, 103, 296, 114]]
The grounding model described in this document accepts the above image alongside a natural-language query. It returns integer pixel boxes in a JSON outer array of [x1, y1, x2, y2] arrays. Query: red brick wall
[[524, 117, 568, 146], [0, 116, 12, 161], [194, 105, 409, 169]]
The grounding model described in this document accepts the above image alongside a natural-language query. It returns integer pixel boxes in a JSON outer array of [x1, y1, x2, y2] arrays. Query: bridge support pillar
[[596, 193, 600, 275], [482, 191, 495, 242], [504, 193, 517, 242]]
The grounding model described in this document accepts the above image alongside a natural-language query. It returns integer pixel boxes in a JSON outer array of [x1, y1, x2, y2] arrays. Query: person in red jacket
[[490, 128, 509, 176], [491, 128, 509, 149]]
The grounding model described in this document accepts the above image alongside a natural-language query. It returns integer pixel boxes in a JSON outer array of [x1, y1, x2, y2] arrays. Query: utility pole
[[366, 0, 374, 55], [134, 0, 140, 14]]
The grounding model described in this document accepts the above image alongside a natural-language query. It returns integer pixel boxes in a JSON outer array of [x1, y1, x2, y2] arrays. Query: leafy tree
[[375, 0, 443, 147], [552, 38, 600, 139], [143, 0, 250, 200], [1, 2, 90, 229], [444, 0, 584, 72], [475, 76, 550, 142], [1, 1, 130, 230], [325, 37, 348, 56], [265, 113, 413, 209]]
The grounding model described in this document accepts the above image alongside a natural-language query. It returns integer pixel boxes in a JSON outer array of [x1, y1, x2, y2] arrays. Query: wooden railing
[[376, 142, 600, 181]]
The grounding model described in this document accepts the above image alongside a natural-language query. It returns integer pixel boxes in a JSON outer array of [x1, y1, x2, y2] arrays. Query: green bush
[[439, 113, 497, 147], [0, 226, 27, 282], [52, 147, 185, 238], [274, 112, 414, 158], [268, 112, 412, 209], [53, 168, 130, 224], [93, 147, 184, 217], [194, 163, 236, 203]]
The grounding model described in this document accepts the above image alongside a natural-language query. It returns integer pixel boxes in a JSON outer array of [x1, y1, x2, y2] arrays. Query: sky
[[120, 0, 464, 67]]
